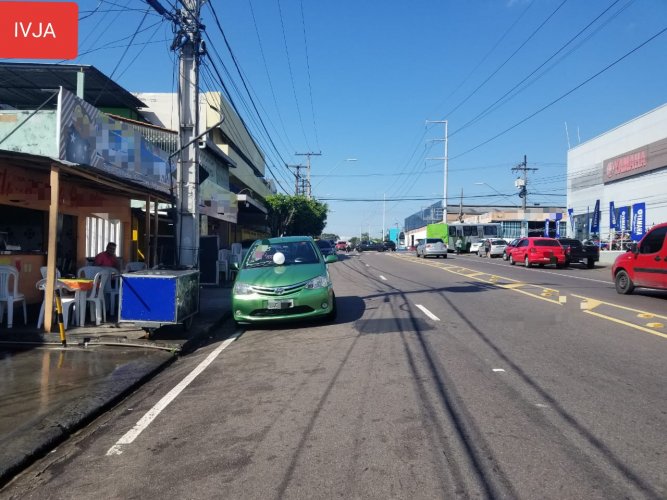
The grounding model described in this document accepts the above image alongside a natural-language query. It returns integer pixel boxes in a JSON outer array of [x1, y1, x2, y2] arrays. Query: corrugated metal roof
[[0, 62, 146, 110]]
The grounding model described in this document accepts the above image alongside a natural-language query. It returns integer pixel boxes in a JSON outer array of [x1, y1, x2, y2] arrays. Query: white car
[[469, 241, 483, 254], [477, 239, 508, 258]]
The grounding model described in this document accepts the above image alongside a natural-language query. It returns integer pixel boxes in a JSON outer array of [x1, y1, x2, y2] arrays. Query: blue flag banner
[[631, 202, 646, 241], [609, 201, 616, 230], [544, 218, 549, 237], [590, 199, 600, 233], [617, 206, 630, 231], [567, 208, 574, 231]]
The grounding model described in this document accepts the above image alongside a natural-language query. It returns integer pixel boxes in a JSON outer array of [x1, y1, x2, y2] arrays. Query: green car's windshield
[[243, 241, 320, 268]]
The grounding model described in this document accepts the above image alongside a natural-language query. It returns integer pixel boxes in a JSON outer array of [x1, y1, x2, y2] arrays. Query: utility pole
[[426, 120, 448, 223], [176, 0, 203, 267], [512, 155, 538, 210], [149, 0, 204, 267], [295, 151, 321, 199], [512, 155, 538, 236], [287, 164, 305, 195]]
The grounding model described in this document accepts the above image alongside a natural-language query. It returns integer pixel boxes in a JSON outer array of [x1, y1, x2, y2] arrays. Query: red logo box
[[0, 2, 78, 59]]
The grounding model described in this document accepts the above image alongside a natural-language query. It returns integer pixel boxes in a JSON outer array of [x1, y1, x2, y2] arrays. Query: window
[[534, 240, 559, 247], [483, 225, 499, 237], [86, 216, 122, 259], [639, 227, 667, 254]]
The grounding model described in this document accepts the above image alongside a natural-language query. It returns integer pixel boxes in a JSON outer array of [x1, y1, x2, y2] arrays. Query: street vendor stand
[[118, 269, 199, 336]]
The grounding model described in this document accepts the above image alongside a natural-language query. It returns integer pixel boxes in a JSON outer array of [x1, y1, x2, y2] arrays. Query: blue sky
[[7, 0, 667, 239]]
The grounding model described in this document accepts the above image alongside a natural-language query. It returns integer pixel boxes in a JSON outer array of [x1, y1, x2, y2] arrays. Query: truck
[[557, 238, 600, 268], [426, 223, 449, 251]]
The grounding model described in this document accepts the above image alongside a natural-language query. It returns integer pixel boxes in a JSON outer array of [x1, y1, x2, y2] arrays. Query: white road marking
[[492, 368, 505, 372], [416, 304, 440, 321], [106, 334, 239, 456], [379, 275, 387, 281]]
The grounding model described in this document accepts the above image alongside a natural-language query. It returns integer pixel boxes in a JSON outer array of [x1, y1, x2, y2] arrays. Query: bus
[[447, 223, 502, 252]]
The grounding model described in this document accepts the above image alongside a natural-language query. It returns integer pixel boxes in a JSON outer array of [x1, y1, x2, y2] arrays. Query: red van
[[612, 222, 667, 294]]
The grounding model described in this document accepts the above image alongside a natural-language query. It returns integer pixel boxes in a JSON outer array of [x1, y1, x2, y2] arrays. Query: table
[[58, 279, 94, 326]]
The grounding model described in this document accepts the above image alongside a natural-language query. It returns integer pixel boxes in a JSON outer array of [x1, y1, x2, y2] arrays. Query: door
[[633, 226, 667, 288]]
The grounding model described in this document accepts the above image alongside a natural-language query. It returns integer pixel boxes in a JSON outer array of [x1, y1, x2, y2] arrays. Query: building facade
[[567, 103, 667, 246]]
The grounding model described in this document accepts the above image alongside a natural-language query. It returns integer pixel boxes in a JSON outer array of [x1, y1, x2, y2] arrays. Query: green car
[[232, 236, 338, 325]]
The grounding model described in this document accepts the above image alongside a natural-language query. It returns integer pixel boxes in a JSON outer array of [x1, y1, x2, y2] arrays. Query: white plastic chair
[[77, 266, 105, 279], [0, 265, 27, 329], [36, 279, 76, 330], [86, 272, 108, 326], [40, 266, 62, 279], [218, 249, 230, 282]]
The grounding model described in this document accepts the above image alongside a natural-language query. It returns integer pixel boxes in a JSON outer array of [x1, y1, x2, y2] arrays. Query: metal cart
[[119, 269, 199, 336]]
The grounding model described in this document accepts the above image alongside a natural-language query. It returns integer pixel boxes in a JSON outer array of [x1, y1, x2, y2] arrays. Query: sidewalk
[[0, 284, 232, 487]]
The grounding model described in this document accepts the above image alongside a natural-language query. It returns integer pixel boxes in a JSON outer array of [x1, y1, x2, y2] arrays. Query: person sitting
[[94, 242, 120, 270]]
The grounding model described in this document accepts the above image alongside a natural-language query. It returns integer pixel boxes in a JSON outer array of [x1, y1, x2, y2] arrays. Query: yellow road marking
[[572, 294, 667, 320], [646, 322, 664, 329], [638, 313, 654, 319], [583, 311, 667, 340], [580, 299, 602, 311]]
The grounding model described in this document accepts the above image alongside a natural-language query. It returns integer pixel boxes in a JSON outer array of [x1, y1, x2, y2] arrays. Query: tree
[[265, 194, 328, 237], [320, 233, 339, 241]]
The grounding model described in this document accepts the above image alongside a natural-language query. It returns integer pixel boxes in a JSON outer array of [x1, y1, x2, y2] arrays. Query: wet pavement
[[0, 284, 232, 486]]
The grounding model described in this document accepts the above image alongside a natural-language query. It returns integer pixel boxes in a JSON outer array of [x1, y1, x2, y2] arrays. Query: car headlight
[[233, 282, 253, 295], [305, 275, 330, 289]]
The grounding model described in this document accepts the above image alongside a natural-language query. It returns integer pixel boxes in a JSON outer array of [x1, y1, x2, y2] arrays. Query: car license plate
[[267, 299, 293, 310]]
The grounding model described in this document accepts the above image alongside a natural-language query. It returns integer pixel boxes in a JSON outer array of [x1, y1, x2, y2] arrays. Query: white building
[[567, 103, 667, 245]]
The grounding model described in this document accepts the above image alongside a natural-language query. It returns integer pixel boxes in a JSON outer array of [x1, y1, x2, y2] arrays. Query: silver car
[[478, 238, 508, 258], [416, 238, 448, 258]]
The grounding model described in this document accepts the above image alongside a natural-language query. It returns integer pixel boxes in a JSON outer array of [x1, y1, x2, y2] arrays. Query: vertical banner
[[544, 218, 549, 237], [617, 206, 630, 232], [590, 200, 600, 233], [631, 202, 646, 241], [609, 201, 616, 230], [555, 213, 562, 238]]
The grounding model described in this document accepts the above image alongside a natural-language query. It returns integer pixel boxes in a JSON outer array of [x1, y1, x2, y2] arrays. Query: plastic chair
[[0, 265, 27, 329], [77, 266, 105, 279], [218, 249, 230, 282], [85, 272, 108, 326], [40, 266, 62, 279], [36, 279, 76, 330]]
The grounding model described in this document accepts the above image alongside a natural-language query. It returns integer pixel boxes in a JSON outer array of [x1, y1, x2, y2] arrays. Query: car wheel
[[586, 258, 595, 269], [524, 256, 531, 268], [502, 252, 508, 261], [509, 254, 515, 265], [614, 270, 634, 295]]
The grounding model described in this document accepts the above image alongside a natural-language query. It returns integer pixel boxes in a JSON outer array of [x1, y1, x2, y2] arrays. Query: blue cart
[[119, 269, 199, 335]]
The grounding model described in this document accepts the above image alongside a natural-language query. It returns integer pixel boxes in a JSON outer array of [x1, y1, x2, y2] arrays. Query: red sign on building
[[0, 2, 78, 59]]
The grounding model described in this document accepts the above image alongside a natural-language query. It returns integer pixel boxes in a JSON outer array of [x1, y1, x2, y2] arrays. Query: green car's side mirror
[[231, 262, 239, 270], [325, 254, 338, 263]]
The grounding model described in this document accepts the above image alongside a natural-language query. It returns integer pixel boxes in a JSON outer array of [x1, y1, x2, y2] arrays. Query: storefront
[[567, 103, 667, 246]]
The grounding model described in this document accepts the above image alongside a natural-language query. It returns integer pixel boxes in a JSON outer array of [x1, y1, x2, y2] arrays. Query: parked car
[[316, 239, 336, 257], [357, 241, 384, 252], [502, 238, 520, 260], [335, 241, 348, 251], [383, 240, 396, 251], [469, 241, 483, 254], [232, 236, 337, 324], [416, 238, 448, 258], [557, 238, 600, 268], [477, 239, 508, 258], [506, 237, 566, 267], [612, 222, 667, 294]]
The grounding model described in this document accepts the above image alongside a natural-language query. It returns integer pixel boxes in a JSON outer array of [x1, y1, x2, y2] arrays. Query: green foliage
[[265, 194, 328, 237]]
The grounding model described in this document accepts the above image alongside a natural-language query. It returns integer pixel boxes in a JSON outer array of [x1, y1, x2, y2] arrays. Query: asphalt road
[[3, 251, 666, 499]]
